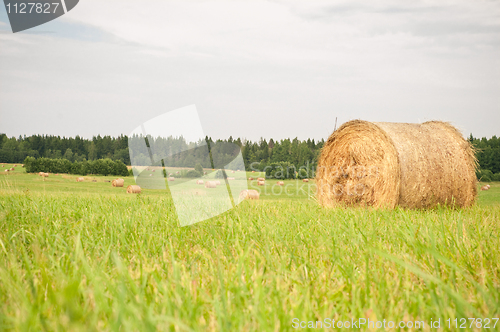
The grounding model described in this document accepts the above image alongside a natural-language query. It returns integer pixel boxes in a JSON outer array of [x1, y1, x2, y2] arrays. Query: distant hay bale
[[205, 181, 217, 188], [248, 177, 254, 180], [4, 169, 8, 172], [257, 180, 265, 186], [38, 172, 44, 176], [112, 178, 125, 187], [42, 173, 49, 177], [196, 180, 204, 185], [316, 120, 477, 209], [302, 179, 309, 183], [227, 177, 235, 180], [481, 185, 489, 191], [277, 181, 284, 186], [127, 185, 141, 194], [214, 180, 221, 185], [239, 189, 260, 200], [76, 177, 85, 182], [168, 177, 175, 181], [252, 171, 255, 173], [231, 170, 235, 173], [257, 177, 265, 181], [176, 171, 180, 175], [169, 173, 173, 176], [10, 168, 15, 171]]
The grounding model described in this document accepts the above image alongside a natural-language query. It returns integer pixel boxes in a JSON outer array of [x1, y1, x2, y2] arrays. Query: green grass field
[[0, 165, 499, 331]]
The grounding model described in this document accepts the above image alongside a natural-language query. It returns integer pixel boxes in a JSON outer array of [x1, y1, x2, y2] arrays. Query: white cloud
[[0, 0, 499, 140]]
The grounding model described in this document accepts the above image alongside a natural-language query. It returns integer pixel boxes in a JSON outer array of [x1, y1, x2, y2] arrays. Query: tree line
[[1, 133, 499, 180]]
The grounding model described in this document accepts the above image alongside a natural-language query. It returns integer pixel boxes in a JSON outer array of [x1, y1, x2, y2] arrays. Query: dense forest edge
[[0, 133, 499, 181]]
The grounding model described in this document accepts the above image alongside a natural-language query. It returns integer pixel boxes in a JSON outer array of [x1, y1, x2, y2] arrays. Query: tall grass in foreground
[[0, 191, 499, 331]]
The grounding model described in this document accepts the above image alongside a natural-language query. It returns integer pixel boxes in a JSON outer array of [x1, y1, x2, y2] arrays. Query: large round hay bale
[[239, 189, 260, 200], [257, 177, 265, 181], [302, 179, 309, 183], [277, 181, 284, 186], [168, 177, 175, 181], [42, 173, 49, 177], [38, 172, 44, 176], [316, 120, 477, 209], [127, 185, 141, 194], [76, 177, 85, 182], [196, 180, 204, 185], [257, 180, 265, 186], [205, 181, 217, 188], [214, 180, 221, 185], [248, 177, 254, 180], [112, 178, 125, 187]]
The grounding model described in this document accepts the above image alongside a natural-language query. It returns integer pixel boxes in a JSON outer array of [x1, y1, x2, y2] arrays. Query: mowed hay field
[[0, 165, 499, 331]]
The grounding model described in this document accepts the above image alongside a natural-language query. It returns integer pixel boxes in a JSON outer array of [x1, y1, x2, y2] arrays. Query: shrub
[[186, 170, 202, 178], [492, 173, 500, 182]]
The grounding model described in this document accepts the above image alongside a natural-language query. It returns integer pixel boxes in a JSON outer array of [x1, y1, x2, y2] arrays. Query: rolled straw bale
[[205, 181, 217, 188], [4, 169, 8, 172], [168, 177, 175, 181], [231, 170, 235, 173], [257, 180, 265, 186], [239, 189, 260, 200], [481, 185, 489, 191], [127, 185, 141, 194], [302, 179, 309, 183], [252, 171, 255, 173], [316, 120, 477, 209], [42, 173, 49, 177], [257, 177, 265, 181], [214, 180, 221, 185], [248, 177, 254, 180], [76, 177, 85, 182], [277, 181, 284, 186], [10, 168, 15, 171], [196, 180, 204, 185], [38, 172, 44, 176], [112, 178, 125, 187]]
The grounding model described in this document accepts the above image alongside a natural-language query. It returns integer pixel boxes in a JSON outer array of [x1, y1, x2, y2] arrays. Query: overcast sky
[[0, 0, 499, 142]]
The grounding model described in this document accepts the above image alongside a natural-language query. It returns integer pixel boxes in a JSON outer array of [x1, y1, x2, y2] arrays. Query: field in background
[[0, 164, 499, 331]]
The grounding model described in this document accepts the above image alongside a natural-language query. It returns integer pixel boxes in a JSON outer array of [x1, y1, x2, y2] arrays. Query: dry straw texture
[[126, 185, 141, 194], [76, 177, 85, 182], [112, 179, 125, 187], [205, 181, 217, 188], [316, 120, 477, 209], [239, 189, 260, 200]]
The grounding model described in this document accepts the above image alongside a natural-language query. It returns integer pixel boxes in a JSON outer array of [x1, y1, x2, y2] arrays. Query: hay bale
[[214, 180, 221, 185], [76, 177, 85, 182], [127, 185, 141, 194], [248, 177, 254, 180], [302, 179, 309, 183], [168, 177, 175, 181], [196, 180, 204, 185], [481, 185, 489, 191], [38, 172, 44, 176], [257, 180, 265, 186], [205, 181, 217, 188], [42, 173, 49, 177], [257, 177, 265, 181], [316, 120, 477, 209], [239, 189, 260, 200], [277, 181, 284, 186], [4, 169, 8, 172], [10, 168, 15, 171], [227, 177, 235, 180], [112, 178, 125, 187]]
